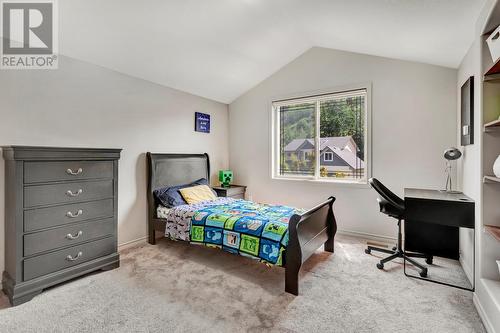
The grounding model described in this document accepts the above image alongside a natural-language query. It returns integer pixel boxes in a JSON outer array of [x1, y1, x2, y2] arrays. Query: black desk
[[404, 188, 474, 259], [404, 188, 475, 290]]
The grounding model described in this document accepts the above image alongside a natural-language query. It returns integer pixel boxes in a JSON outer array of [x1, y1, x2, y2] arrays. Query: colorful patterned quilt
[[163, 198, 304, 266]]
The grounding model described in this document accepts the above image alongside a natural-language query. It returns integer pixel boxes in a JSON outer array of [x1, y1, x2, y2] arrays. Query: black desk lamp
[[443, 147, 462, 193]]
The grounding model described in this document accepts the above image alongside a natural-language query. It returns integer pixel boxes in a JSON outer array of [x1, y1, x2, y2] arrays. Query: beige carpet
[[0, 235, 485, 332]]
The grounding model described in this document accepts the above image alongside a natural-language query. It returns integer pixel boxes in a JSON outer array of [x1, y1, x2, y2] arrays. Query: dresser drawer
[[24, 218, 115, 256], [24, 199, 114, 232], [24, 161, 113, 184], [24, 180, 113, 208], [23, 237, 116, 281]]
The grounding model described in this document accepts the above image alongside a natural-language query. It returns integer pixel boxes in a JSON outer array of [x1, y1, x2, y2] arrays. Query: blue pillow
[[154, 178, 211, 208]]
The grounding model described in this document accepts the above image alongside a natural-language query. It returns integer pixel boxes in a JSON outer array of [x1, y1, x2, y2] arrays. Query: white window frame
[[324, 152, 334, 162], [270, 83, 372, 186]]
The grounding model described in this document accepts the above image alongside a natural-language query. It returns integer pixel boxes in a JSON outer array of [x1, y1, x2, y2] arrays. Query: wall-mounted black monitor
[[461, 76, 474, 146]]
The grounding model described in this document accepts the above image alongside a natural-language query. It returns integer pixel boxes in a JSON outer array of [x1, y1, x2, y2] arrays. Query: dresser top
[[2, 146, 122, 161]]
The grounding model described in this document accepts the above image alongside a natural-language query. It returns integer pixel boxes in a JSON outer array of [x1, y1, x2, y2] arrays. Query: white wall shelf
[[484, 118, 500, 132], [481, 279, 500, 316], [475, 16, 500, 331], [485, 225, 500, 242], [483, 175, 500, 183], [483, 73, 500, 81], [482, 278, 500, 294]]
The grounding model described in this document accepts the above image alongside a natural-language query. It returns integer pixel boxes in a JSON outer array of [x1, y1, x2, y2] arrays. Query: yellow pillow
[[179, 185, 217, 205]]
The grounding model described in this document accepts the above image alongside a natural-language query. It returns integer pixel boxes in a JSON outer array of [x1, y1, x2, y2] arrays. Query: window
[[272, 87, 369, 183], [324, 152, 334, 161]]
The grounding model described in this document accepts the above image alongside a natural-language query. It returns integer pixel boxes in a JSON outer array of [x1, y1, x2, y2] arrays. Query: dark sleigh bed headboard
[[146, 152, 210, 243]]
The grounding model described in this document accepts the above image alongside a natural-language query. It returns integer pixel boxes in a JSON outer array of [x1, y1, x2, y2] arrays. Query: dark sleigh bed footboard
[[285, 196, 337, 295]]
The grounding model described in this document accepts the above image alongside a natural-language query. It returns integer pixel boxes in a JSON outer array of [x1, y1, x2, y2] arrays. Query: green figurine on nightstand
[[218, 170, 233, 187]]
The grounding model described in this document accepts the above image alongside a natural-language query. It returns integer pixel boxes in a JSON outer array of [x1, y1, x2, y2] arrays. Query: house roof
[[283, 138, 315, 151], [284, 136, 353, 152], [326, 147, 365, 170], [284, 136, 364, 169], [319, 137, 353, 151]]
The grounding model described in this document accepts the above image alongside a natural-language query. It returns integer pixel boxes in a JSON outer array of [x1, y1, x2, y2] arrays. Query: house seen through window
[[273, 88, 368, 183]]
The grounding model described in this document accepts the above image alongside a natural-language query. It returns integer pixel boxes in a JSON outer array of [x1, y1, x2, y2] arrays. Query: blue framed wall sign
[[195, 112, 210, 133]]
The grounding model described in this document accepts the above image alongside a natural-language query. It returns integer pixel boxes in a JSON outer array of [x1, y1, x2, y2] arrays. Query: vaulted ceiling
[[60, 0, 485, 103]]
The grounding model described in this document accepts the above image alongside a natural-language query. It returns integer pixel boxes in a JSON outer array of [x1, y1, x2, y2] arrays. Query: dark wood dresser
[[2, 146, 121, 305]]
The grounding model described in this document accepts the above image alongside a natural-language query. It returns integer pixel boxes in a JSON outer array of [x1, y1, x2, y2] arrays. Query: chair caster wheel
[[365, 249, 371, 254], [426, 257, 433, 265], [376, 263, 384, 270], [392, 247, 397, 251], [420, 269, 428, 278]]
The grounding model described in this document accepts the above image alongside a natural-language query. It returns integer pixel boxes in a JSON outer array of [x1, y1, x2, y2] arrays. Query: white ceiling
[[60, 0, 485, 103]]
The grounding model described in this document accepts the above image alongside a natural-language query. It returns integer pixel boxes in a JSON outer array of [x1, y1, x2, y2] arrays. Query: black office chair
[[365, 178, 431, 277]]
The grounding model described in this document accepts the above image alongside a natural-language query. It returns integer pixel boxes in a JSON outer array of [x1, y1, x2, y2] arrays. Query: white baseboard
[[118, 236, 148, 252], [337, 229, 396, 244], [459, 256, 474, 286], [474, 292, 495, 333], [117, 230, 396, 252]]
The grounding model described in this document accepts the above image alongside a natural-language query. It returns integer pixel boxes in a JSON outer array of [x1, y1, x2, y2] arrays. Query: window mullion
[[276, 106, 280, 177], [315, 100, 320, 180]]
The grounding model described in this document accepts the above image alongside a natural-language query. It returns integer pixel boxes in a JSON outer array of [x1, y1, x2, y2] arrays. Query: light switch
[[462, 125, 469, 135]]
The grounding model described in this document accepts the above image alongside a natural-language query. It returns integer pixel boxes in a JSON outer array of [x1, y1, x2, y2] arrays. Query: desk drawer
[[405, 198, 475, 229], [24, 161, 113, 184], [24, 218, 114, 256], [23, 237, 115, 281], [24, 199, 114, 232], [24, 180, 113, 208]]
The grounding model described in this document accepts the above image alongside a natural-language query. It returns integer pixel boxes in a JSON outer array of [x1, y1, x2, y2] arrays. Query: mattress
[[161, 198, 304, 266], [156, 205, 171, 219]]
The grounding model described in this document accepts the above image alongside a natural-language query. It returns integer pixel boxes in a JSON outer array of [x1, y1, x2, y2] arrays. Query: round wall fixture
[[444, 148, 462, 161]]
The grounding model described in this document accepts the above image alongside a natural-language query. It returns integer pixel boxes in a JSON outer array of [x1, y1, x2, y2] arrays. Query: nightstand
[[212, 185, 246, 199]]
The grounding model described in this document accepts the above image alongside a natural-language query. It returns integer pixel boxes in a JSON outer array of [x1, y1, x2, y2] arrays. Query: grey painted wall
[[456, 39, 481, 284], [229, 47, 457, 240], [0, 55, 229, 273]]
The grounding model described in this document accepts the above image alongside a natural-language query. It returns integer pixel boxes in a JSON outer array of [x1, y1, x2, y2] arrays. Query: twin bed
[[146, 152, 338, 295]]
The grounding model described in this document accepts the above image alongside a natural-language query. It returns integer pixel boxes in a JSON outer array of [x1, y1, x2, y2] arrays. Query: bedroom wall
[[456, 39, 482, 284], [229, 47, 457, 240], [0, 55, 229, 273]]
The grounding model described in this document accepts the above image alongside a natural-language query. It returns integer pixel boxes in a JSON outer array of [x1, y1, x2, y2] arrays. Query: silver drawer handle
[[66, 251, 83, 261], [66, 209, 83, 218], [66, 168, 83, 176], [66, 230, 83, 240], [66, 189, 83, 197]]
